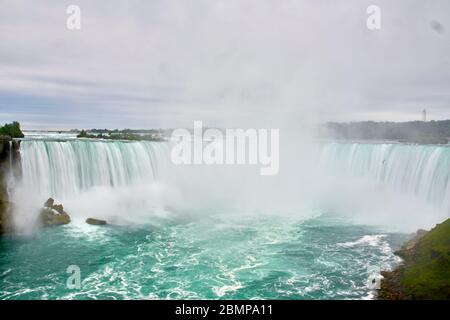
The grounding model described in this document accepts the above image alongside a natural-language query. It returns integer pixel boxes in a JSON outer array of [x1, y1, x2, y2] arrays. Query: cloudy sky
[[0, 0, 449, 130]]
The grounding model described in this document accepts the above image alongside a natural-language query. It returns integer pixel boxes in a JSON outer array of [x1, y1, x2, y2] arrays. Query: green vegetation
[[379, 219, 450, 299], [321, 120, 450, 144], [77, 129, 165, 141], [0, 121, 24, 139], [77, 129, 88, 138], [400, 219, 450, 299]]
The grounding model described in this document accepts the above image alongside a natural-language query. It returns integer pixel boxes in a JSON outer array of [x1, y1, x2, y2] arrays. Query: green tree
[[77, 130, 88, 138], [0, 121, 24, 138]]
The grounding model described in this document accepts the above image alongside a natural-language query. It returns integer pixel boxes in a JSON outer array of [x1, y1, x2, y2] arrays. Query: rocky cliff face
[[0, 137, 21, 233]]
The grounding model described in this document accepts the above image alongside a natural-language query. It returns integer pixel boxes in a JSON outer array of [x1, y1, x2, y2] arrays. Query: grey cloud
[[0, 0, 449, 129]]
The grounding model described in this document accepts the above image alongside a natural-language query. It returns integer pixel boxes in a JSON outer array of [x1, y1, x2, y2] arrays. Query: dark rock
[[52, 204, 64, 214], [40, 208, 71, 227], [402, 229, 428, 255], [44, 198, 55, 208], [39, 199, 71, 227], [0, 137, 21, 234], [86, 218, 107, 226], [379, 269, 405, 300], [0, 200, 13, 233]]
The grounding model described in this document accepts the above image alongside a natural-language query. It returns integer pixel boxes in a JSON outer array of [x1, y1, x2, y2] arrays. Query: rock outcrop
[[86, 218, 107, 226], [379, 219, 450, 300], [0, 136, 21, 234], [40, 198, 71, 227], [0, 199, 12, 234]]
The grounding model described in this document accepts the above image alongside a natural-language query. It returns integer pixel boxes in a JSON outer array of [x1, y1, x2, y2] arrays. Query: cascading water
[[319, 142, 450, 214], [20, 140, 171, 199], [19, 139, 450, 214], [6, 141, 14, 197]]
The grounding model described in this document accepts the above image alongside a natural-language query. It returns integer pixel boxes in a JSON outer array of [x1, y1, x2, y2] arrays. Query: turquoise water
[[0, 213, 407, 300]]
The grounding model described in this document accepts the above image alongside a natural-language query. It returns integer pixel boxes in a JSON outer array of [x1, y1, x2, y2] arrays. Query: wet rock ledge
[[0, 136, 21, 234]]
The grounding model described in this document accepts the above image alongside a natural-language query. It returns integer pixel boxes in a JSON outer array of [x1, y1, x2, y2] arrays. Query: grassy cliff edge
[[379, 219, 450, 300]]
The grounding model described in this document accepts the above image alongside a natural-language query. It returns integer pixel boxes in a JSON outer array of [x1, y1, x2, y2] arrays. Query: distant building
[[422, 109, 427, 122]]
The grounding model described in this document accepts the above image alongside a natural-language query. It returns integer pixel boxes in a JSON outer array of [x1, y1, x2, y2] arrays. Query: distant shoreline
[[19, 132, 450, 147], [20, 119, 450, 145]]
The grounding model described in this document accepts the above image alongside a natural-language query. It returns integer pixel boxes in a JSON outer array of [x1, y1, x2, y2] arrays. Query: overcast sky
[[0, 0, 449, 130]]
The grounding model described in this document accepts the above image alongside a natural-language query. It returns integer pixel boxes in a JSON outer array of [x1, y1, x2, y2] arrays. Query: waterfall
[[6, 141, 14, 197], [320, 142, 450, 214], [20, 140, 170, 199], [18, 139, 450, 216], [5, 141, 19, 199]]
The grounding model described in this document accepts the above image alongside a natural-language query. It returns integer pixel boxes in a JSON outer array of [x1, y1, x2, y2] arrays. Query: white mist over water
[[12, 135, 450, 233]]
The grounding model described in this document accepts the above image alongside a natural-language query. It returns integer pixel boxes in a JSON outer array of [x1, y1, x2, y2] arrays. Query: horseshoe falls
[[19, 140, 450, 215], [320, 142, 450, 215], [1, 137, 448, 300]]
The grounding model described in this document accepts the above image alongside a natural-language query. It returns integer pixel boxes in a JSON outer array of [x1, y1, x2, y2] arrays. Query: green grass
[[398, 219, 450, 299]]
